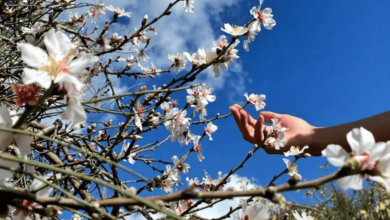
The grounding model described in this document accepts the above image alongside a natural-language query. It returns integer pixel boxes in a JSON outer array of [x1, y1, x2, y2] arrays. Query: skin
[[230, 104, 390, 156]]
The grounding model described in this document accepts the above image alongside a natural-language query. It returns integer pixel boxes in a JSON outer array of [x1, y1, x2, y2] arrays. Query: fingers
[[260, 111, 283, 123], [254, 114, 264, 145], [230, 104, 243, 131], [239, 107, 255, 144]]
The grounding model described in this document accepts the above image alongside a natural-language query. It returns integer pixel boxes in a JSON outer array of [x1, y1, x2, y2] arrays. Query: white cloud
[[68, 0, 246, 89], [226, 62, 251, 105], [196, 174, 258, 219], [124, 174, 259, 220]]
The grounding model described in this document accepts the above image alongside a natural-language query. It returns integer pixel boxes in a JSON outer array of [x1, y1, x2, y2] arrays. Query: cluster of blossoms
[[165, 0, 277, 79], [160, 170, 227, 214], [14, 177, 58, 219], [166, 0, 277, 79], [221, 0, 276, 52], [187, 83, 216, 121]]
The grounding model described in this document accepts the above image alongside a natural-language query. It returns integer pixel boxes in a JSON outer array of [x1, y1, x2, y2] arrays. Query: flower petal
[[321, 144, 349, 167], [370, 142, 386, 162], [336, 175, 363, 190], [369, 176, 390, 193], [54, 74, 83, 92], [18, 43, 48, 67], [240, 199, 247, 216], [247, 202, 269, 220], [212, 65, 220, 78], [61, 95, 86, 128], [14, 134, 32, 158], [68, 52, 99, 74], [0, 106, 12, 127], [23, 68, 51, 89], [347, 127, 375, 155], [44, 29, 71, 62]]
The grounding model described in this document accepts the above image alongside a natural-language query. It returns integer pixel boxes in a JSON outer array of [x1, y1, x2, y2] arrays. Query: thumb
[[260, 111, 282, 123]]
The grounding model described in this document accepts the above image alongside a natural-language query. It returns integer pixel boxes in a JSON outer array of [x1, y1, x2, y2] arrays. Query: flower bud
[[139, 85, 147, 91], [265, 186, 277, 195], [142, 14, 148, 26], [46, 207, 62, 217], [303, 153, 311, 158], [126, 63, 133, 71], [226, 186, 236, 192], [129, 134, 143, 140], [128, 187, 137, 195], [288, 174, 302, 185], [152, 27, 157, 35]]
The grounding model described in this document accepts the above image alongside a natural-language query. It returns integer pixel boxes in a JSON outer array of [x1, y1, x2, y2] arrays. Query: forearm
[[312, 111, 390, 156]]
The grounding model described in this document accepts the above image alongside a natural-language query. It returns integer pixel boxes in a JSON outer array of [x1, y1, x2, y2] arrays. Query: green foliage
[[271, 168, 390, 220]]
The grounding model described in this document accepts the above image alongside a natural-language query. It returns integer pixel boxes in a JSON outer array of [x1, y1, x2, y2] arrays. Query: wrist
[[310, 126, 325, 156]]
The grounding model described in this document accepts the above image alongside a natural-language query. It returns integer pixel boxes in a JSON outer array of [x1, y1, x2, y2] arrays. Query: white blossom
[[183, 48, 207, 66], [164, 108, 191, 142], [282, 158, 299, 176], [88, 1, 106, 24], [160, 101, 171, 112], [19, 29, 98, 91], [186, 177, 200, 187], [244, 92, 266, 111], [61, 82, 87, 128], [21, 23, 42, 35], [0, 107, 32, 157], [121, 141, 138, 164], [269, 118, 288, 150], [192, 135, 205, 162], [233, 199, 269, 220], [172, 155, 190, 180], [133, 103, 145, 131], [106, 5, 132, 17], [205, 48, 227, 78], [284, 146, 309, 157], [191, 102, 207, 121], [322, 127, 390, 192], [205, 122, 218, 141], [243, 24, 260, 52], [72, 214, 82, 220], [221, 23, 249, 37], [184, 0, 194, 13], [292, 210, 314, 220], [250, 0, 276, 32], [18, 29, 98, 127], [168, 53, 187, 73], [136, 49, 150, 64], [186, 84, 216, 105]]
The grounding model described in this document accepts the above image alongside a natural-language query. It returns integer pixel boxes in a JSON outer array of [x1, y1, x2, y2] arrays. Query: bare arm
[[312, 111, 390, 155]]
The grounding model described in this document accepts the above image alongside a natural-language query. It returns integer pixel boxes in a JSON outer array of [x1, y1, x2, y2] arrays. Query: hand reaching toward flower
[[230, 104, 316, 155], [230, 104, 390, 156]]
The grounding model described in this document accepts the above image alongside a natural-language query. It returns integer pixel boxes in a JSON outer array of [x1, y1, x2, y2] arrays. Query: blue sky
[[62, 0, 390, 218], [200, 0, 390, 205]]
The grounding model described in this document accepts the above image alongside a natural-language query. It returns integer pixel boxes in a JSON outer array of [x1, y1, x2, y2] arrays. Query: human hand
[[229, 104, 319, 155]]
